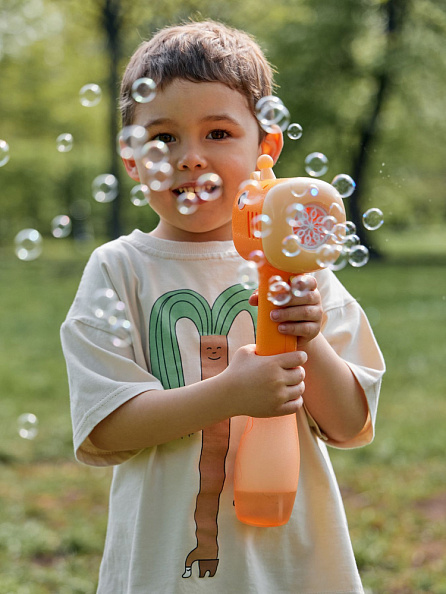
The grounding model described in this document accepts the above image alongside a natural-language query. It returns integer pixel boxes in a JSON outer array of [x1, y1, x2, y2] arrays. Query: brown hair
[[120, 20, 275, 128]]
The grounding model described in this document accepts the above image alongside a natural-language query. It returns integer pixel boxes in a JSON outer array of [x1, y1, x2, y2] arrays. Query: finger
[[248, 290, 259, 306], [278, 350, 308, 368], [284, 365, 305, 386], [278, 321, 319, 339]]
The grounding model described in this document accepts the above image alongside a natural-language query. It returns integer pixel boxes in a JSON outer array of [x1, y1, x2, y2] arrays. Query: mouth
[[173, 184, 218, 199]]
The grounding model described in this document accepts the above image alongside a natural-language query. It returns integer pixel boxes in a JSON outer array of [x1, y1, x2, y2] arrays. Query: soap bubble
[[304, 152, 329, 177], [329, 246, 350, 271], [255, 96, 290, 133], [363, 208, 384, 230], [17, 413, 39, 440], [176, 192, 199, 215], [197, 173, 222, 202], [14, 229, 42, 261], [329, 202, 344, 219], [345, 220, 357, 235], [237, 179, 262, 206], [332, 223, 349, 244], [148, 162, 174, 192], [248, 250, 266, 268], [79, 83, 102, 107], [291, 275, 312, 298], [287, 123, 303, 140], [290, 179, 307, 199], [320, 215, 337, 236], [342, 234, 360, 250], [0, 139, 10, 167], [140, 140, 170, 170], [268, 277, 292, 306], [110, 318, 133, 348], [51, 215, 72, 238], [56, 133, 73, 153], [118, 126, 148, 159], [349, 245, 370, 267], [286, 203, 305, 227], [130, 184, 149, 206], [92, 288, 120, 319], [316, 244, 342, 269], [331, 174, 356, 198], [237, 261, 259, 289], [251, 214, 272, 238], [92, 174, 118, 203], [281, 235, 301, 257], [131, 77, 157, 103]]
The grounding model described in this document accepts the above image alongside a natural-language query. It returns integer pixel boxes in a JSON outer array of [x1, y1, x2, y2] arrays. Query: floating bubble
[[56, 133, 73, 153], [329, 202, 344, 219], [286, 203, 305, 227], [268, 277, 292, 306], [320, 215, 337, 236], [363, 208, 384, 230], [329, 247, 350, 271], [237, 261, 259, 290], [131, 77, 157, 103], [315, 244, 342, 269], [79, 83, 102, 107], [349, 245, 370, 267], [196, 173, 223, 202], [258, 103, 290, 133], [51, 215, 72, 238], [17, 413, 38, 440], [290, 180, 307, 199], [140, 140, 170, 170], [248, 249, 266, 268], [148, 162, 174, 192], [92, 174, 118, 203], [14, 229, 42, 261], [237, 179, 262, 206], [92, 288, 119, 319], [255, 95, 283, 115], [332, 223, 348, 244], [331, 174, 356, 198], [117, 125, 148, 159], [304, 152, 329, 177], [251, 214, 272, 238], [281, 235, 301, 257], [342, 234, 360, 250], [291, 275, 312, 298], [287, 123, 303, 140], [130, 184, 149, 207], [176, 192, 199, 215], [0, 139, 10, 167], [345, 220, 357, 235], [110, 318, 133, 348]]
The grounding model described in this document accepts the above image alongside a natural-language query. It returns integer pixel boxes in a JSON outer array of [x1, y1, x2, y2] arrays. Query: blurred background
[[0, 0, 445, 592]]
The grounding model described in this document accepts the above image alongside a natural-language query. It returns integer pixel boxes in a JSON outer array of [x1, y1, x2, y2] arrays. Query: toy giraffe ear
[[120, 139, 141, 182], [259, 126, 283, 165]]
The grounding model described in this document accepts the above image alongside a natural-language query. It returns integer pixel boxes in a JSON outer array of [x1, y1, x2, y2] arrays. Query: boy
[[61, 20, 385, 593]]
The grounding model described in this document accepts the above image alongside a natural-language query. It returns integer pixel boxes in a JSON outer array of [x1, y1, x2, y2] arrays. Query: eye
[[153, 133, 175, 143], [207, 129, 230, 140]]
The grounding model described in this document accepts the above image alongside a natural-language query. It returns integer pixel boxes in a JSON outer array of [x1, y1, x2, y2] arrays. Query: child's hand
[[221, 344, 306, 418], [249, 274, 323, 348]]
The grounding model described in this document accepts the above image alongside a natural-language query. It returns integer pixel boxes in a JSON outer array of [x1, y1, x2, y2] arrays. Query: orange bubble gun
[[232, 154, 346, 527]]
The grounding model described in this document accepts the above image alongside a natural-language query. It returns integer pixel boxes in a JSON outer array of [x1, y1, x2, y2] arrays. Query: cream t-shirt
[[61, 231, 385, 594]]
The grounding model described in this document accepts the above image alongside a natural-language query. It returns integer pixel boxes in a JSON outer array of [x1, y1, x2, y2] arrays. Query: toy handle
[[234, 264, 300, 527]]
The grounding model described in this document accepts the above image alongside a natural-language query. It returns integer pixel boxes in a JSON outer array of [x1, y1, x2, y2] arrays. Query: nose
[[177, 143, 207, 171]]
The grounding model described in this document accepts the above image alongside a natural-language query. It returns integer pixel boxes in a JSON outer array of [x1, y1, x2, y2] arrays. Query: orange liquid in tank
[[234, 491, 296, 527]]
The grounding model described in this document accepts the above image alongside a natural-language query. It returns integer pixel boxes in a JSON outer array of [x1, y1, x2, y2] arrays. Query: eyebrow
[[142, 114, 242, 129]]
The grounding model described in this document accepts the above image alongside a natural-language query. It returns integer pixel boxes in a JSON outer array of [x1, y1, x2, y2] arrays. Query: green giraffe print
[[149, 285, 257, 579]]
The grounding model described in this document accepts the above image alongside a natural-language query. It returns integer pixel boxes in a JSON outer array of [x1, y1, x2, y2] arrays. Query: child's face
[[123, 79, 281, 242]]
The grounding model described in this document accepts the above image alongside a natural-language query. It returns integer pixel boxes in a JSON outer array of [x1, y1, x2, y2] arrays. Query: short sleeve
[[60, 248, 164, 466], [311, 300, 385, 449]]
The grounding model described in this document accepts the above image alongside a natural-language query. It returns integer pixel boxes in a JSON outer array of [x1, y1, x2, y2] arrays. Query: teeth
[[176, 185, 214, 195]]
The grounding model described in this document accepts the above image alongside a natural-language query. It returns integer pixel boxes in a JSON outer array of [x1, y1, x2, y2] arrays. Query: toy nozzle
[[257, 154, 275, 181]]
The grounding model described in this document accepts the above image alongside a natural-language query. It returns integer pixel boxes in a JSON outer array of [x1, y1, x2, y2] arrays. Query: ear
[[259, 126, 283, 165], [120, 140, 141, 182]]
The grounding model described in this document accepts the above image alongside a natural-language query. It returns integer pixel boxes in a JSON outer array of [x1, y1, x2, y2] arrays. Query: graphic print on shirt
[[149, 286, 257, 579]]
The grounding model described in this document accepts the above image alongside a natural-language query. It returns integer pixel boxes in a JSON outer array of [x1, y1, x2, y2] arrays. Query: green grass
[[1, 234, 445, 593]]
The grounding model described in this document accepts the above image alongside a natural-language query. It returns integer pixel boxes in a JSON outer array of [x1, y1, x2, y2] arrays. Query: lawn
[[0, 232, 445, 593]]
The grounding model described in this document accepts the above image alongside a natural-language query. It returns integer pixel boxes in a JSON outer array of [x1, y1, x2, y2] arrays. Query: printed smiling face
[[122, 79, 282, 242]]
